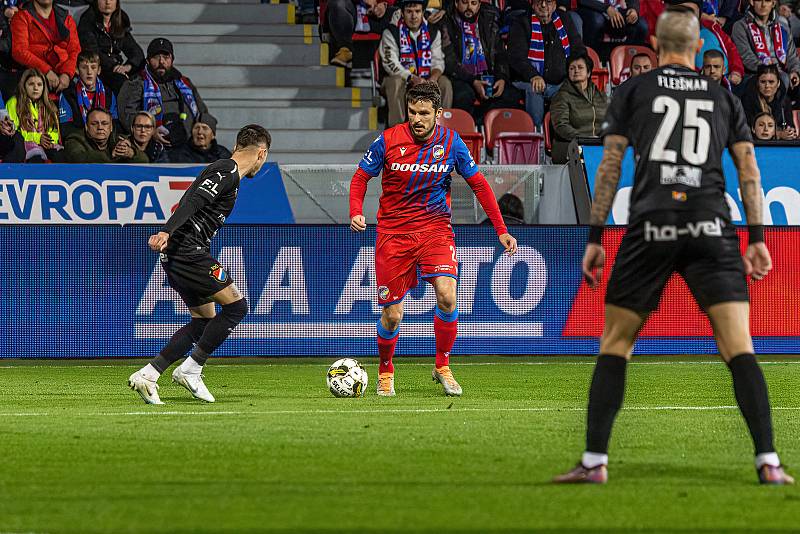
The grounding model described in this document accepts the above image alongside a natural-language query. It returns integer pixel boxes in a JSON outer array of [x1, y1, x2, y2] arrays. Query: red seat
[[483, 108, 544, 164], [586, 46, 608, 93], [610, 45, 657, 86], [437, 108, 485, 162], [543, 111, 552, 152]]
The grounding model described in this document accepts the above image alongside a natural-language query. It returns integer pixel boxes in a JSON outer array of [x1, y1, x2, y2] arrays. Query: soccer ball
[[326, 358, 368, 398]]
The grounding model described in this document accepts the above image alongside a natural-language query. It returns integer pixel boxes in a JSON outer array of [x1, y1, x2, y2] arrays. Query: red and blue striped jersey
[[357, 123, 479, 234]]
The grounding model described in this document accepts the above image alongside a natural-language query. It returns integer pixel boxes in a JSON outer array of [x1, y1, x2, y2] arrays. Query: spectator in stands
[[380, 0, 453, 126], [64, 106, 147, 162], [498, 192, 525, 224], [328, 0, 397, 68], [630, 52, 652, 76], [0, 2, 16, 100], [752, 110, 778, 138], [130, 110, 168, 162], [619, 51, 652, 82], [731, 0, 800, 89], [549, 52, 607, 163], [5, 68, 63, 162], [703, 48, 727, 82], [118, 38, 216, 150], [10, 0, 80, 97], [168, 118, 232, 163], [666, 0, 744, 87], [442, 0, 520, 117], [741, 63, 797, 138], [78, 0, 145, 95], [58, 50, 118, 137], [508, 0, 584, 127], [697, 0, 744, 86], [576, 0, 648, 50], [778, 0, 800, 43]]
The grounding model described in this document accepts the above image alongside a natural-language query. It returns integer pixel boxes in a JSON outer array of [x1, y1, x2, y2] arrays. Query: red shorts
[[375, 230, 458, 306]]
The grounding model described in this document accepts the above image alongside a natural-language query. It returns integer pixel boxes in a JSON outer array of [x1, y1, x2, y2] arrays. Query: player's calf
[[173, 297, 248, 402]]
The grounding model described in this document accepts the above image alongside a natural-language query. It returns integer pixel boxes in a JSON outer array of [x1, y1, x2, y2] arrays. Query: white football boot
[[172, 367, 216, 403], [128, 370, 165, 405]]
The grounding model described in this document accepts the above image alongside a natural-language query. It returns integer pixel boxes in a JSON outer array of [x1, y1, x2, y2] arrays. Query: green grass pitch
[[2, 356, 799, 533]]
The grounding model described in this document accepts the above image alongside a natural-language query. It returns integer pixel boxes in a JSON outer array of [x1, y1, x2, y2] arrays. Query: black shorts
[[160, 253, 234, 308], [605, 212, 749, 313]]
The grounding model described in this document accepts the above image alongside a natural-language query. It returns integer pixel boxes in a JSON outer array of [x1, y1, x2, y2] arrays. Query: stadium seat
[[609, 45, 657, 86], [483, 108, 544, 164], [586, 46, 608, 93], [543, 111, 552, 152], [438, 108, 485, 162]]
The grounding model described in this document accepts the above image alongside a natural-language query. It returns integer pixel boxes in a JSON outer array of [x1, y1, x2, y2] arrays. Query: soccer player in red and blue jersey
[[349, 81, 517, 397]]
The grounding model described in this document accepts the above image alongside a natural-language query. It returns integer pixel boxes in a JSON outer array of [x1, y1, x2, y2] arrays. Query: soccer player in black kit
[[128, 125, 271, 405], [553, 8, 794, 484]]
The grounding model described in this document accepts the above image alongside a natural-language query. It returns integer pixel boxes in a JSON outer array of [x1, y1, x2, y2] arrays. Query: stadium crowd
[[0, 0, 797, 165], [327, 0, 800, 160], [0, 0, 227, 163]]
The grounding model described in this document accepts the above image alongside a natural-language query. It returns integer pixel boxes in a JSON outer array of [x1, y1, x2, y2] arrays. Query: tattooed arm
[[730, 141, 772, 280], [582, 134, 628, 287], [730, 141, 762, 226], [589, 134, 629, 227]]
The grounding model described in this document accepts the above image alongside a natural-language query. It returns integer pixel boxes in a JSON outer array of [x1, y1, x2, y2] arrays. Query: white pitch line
[[1, 406, 799, 417], [2, 360, 800, 369]]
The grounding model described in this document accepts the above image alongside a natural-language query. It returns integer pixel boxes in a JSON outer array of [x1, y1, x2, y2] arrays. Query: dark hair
[[702, 49, 724, 62], [498, 193, 524, 222], [78, 50, 101, 66], [86, 107, 113, 122], [92, 0, 127, 40], [406, 81, 442, 111], [236, 124, 272, 150], [757, 63, 781, 82], [566, 52, 593, 73]]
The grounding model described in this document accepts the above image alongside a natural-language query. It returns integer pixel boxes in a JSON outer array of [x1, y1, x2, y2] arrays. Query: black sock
[[150, 318, 210, 373], [586, 354, 628, 454], [193, 298, 249, 363], [727, 353, 775, 455]]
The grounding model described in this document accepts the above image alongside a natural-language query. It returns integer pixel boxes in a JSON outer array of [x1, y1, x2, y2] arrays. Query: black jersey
[[161, 159, 241, 257], [602, 65, 752, 225]]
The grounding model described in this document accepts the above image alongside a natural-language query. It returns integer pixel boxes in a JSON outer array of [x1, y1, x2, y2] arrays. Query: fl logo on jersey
[[433, 145, 445, 161], [209, 264, 228, 283]]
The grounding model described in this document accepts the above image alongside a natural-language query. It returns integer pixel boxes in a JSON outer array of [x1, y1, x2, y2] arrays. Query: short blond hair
[[656, 7, 700, 55]]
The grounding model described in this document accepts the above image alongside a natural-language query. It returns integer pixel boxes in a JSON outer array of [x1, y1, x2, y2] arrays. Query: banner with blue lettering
[[582, 145, 800, 225], [0, 163, 293, 224], [1, 225, 797, 358]]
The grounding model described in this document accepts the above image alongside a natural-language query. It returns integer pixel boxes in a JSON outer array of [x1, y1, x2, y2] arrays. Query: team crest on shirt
[[209, 264, 228, 283], [378, 286, 390, 300], [433, 145, 445, 161]]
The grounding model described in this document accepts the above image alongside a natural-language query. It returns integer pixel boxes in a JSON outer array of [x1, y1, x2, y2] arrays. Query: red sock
[[377, 321, 399, 374], [434, 309, 458, 368]]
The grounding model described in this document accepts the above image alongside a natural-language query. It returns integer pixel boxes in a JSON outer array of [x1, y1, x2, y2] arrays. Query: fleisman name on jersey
[[657, 71, 709, 92]]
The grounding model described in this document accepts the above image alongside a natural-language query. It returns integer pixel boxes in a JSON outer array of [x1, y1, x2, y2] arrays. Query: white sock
[[582, 452, 608, 468], [140, 364, 161, 381], [755, 452, 780, 469], [179, 356, 203, 374]]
